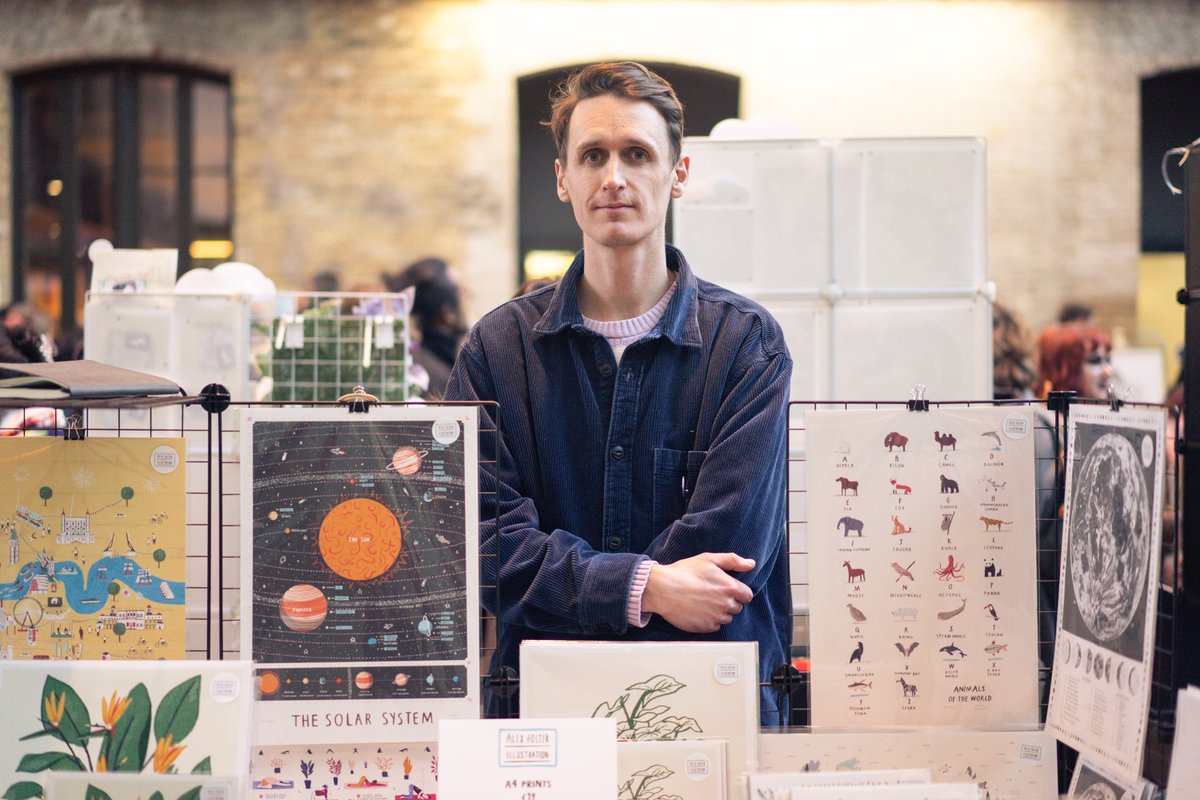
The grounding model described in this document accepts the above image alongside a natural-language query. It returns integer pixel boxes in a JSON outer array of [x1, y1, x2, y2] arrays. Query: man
[[445, 62, 792, 723]]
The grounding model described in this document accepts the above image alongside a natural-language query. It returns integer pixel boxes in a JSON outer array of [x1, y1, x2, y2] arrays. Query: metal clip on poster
[[1107, 383, 1125, 413], [907, 383, 930, 412], [336, 385, 379, 414], [64, 414, 86, 441]]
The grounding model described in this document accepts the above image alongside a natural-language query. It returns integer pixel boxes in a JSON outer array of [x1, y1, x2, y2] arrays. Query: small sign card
[[437, 718, 616, 800]]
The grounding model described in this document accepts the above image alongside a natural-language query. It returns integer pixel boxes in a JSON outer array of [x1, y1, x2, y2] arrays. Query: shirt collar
[[532, 244, 702, 348]]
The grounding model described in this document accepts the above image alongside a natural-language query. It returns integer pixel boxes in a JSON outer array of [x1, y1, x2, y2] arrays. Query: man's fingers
[[710, 552, 756, 572]]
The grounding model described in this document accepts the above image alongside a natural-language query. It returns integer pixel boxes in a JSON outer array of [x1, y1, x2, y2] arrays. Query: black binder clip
[[64, 414, 86, 441], [1106, 383, 1124, 413], [337, 386, 379, 414], [907, 384, 929, 412]]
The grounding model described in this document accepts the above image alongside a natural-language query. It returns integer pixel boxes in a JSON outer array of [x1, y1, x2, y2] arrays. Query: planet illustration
[[1068, 432, 1152, 642], [393, 673, 410, 687], [386, 446, 428, 476], [278, 583, 328, 632], [318, 497, 404, 581], [417, 614, 433, 637], [259, 672, 281, 696], [355, 671, 374, 690]]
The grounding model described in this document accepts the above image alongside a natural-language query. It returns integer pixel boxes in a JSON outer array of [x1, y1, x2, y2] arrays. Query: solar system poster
[[1046, 403, 1166, 784], [240, 406, 480, 745]]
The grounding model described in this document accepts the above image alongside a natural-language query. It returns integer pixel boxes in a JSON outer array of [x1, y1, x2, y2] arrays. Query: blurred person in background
[[992, 301, 1037, 401], [1036, 322, 1113, 401], [384, 257, 467, 397]]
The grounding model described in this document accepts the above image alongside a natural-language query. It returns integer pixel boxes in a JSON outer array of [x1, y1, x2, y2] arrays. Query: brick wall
[[1, 0, 1198, 335]]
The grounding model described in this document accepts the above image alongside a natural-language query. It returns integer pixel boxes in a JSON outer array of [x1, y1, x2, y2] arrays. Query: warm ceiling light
[[523, 250, 574, 280], [46, 179, 63, 197], [189, 239, 235, 260]]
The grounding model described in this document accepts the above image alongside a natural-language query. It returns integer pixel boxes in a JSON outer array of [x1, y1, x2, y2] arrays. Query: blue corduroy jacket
[[447, 245, 793, 721]]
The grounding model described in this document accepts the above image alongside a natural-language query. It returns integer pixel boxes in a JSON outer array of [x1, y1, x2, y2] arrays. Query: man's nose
[[602, 158, 625, 190]]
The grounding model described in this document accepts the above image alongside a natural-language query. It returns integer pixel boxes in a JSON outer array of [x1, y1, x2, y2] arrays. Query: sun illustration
[[318, 497, 405, 581]]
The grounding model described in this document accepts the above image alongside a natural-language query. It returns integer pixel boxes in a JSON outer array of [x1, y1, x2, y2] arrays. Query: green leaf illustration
[[191, 756, 212, 775], [2, 782, 43, 800], [176, 788, 202, 800], [16, 751, 84, 772], [85, 785, 114, 800], [153, 676, 201, 745], [626, 675, 684, 699], [148, 792, 165, 800], [105, 683, 150, 772], [40, 677, 91, 746], [632, 765, 673, 781]]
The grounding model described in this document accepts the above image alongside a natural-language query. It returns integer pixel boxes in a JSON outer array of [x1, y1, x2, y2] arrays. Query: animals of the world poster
[[0, 438, 187, 661], [1046, 404, 1166, 783], [804, 407, 1039, 730], [0, 659, 253, 800], [240, 406, 480, 744]]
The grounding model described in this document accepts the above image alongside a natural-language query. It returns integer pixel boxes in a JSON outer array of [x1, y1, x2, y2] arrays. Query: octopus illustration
[[933, 554, 966, 582]]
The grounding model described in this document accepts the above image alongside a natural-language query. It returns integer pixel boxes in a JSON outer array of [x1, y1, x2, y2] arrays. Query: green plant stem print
[[618, 764, 682, 800], [591, 675, 703, 740], [4, 675, 211, 800], [84, 787, 203, 800]]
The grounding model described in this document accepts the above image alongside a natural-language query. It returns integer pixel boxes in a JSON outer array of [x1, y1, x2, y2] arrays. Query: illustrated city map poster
[[805, 407, 1039, 730], [1046, 404, 1166, 783], [240, 406, 480, 745], [0, 437, 187, 661]]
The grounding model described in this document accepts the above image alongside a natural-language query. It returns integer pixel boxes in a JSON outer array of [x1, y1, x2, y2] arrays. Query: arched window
[[1141, 65, 1200, 252], [12, 62, 231, 334], [517, 63, 740, 284]]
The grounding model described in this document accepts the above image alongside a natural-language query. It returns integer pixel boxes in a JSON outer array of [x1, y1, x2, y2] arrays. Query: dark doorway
[[516, 63, 740, 284], [1141, 66, 1200, 252]]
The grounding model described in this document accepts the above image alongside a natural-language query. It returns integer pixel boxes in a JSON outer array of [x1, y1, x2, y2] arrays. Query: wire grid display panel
[[210, 400, 498, 708], [0, 398, 217, 659], [262, 291, 414, 402]]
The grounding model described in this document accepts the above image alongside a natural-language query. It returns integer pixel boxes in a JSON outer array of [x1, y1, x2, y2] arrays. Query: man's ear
[[555, 159, 570, 203], [670, 154, 690, 199]]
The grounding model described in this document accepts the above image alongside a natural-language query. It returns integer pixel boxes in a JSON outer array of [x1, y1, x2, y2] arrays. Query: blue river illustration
[[1, 556, 185, 610]]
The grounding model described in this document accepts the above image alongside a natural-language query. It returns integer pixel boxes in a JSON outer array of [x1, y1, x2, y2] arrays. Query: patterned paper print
[[0, 660, 253, 800], [45, 772, 243, 800], [1046, 404, 1166, 783], [0, 438, 188, 661], [520, 641, 757, 800], [759, 729, 1057, 800], [240, 406, 480, 744], [618, 740, 726, 800], [804, 408, 1039, 730], [1066, 758, 1155, 800], [250, 742, 437, 800]]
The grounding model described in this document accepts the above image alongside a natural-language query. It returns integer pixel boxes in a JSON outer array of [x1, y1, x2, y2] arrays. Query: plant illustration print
[[619, 764, 682, 800], [4, 675, 211, 800], [591, 675, 702, 740], [84, 786, 205, 800]]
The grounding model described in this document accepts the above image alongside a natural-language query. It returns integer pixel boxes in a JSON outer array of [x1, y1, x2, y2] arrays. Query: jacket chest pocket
[[652, 447, 708, 533]]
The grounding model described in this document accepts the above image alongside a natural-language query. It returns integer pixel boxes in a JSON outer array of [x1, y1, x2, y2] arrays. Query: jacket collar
[[532, 244, 702, 348]]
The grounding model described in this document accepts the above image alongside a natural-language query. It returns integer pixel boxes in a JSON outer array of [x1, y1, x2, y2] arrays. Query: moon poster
[[1046, 403, 1166, 783], [803, 407, 1040, 730], [1066, 757, 1155, 800], [0, 437, 188, 661], [240, 406, 480, 745]]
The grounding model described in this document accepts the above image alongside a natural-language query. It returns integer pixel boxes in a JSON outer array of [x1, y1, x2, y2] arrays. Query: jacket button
[[611, 445, 624, 460], [607, 536, 622, 551], [598, 622, 613, 633], [599, 364, 613, 377]]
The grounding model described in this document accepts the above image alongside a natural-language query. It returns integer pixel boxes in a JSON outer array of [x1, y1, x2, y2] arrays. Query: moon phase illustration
[[1076, 783, 1118, 800], [1068, 431, 1151, 642]]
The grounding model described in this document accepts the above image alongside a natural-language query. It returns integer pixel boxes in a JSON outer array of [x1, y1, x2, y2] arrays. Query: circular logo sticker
[[201, 785, 230, 800], [684, 754, 712, 782], [210, 672, 242, 704], [1002, 413, 1029, 440], [150, 445, 180, 474], [712, 657, 740, 685], [432, 417, 461, 445]]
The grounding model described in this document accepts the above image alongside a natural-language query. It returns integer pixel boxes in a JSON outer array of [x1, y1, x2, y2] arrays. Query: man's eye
[[584, 151, 603, 164], [629, 149, 648, 161]]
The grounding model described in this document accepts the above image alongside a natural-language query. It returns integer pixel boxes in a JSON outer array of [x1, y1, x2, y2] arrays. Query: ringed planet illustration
[[318, 497, 404, 580], [386, 446, 428, 476], [393, 673, 410, 687], [278, 583, 329, 632]]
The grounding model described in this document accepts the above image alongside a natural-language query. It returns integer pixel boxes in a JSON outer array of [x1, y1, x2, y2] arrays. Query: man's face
[[555, 95, 688, 253]]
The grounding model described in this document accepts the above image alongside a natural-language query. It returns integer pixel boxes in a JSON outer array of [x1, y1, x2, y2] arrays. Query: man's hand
[[640, 552, 755, 633]]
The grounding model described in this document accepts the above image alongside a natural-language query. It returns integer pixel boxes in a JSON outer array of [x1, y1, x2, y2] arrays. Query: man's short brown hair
[[546, 61, 685, 164]]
